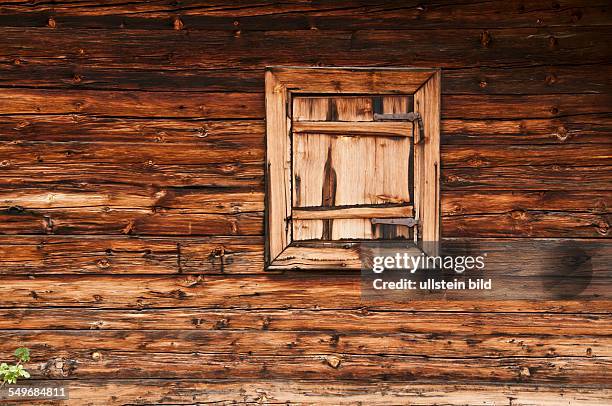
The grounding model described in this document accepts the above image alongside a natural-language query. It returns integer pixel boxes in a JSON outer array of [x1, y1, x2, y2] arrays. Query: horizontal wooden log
[[442, 191, 610, 216], [0, 116, 265, 143], [25, 350, 612, 383], [443, 94, 612, 119], [442, 114, 612, 145], [0, 0, 609, 30], [292, 205, 413, 220], [0, 27, 609, 69], [2, 307, 610, 335], [1, 141, 608, 167], [2, 64, 610, 95], [2, 329, 609, 358], [0, 207, 263, 236], [0, 114, 608, 147], [0, 236, 265, 275], [442, 144, 611, 168], [13, 379, 612, 406], [0, 186, 264, 212], [443, 165, 612, 190], [0, 89, 262, 118], [0, 90, 609, 121], [0, 162, 264, 188], [292, 121, 414, 137], [0, 236, 608, 276], [0, 275, 610, 312], [443, 211, 610, 238]]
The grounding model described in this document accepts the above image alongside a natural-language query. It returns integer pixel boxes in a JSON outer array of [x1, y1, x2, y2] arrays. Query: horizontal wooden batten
[[292, 205, 413, 220], [292, 121, 413, 137]]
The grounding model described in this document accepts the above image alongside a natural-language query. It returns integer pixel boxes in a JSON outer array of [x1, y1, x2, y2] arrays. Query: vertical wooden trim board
[[265, 70, 291, 262]]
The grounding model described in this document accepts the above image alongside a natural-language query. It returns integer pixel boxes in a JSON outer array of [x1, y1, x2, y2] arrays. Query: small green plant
[[0, 348, 31, 386]]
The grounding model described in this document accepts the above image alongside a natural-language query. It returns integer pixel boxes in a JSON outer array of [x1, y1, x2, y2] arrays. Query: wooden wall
[[0, 1, 610, 404]]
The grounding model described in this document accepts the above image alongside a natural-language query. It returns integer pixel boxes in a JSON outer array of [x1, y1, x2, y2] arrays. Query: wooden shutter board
[[292, 96, 412, 241]]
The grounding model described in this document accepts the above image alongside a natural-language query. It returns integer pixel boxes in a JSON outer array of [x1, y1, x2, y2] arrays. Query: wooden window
[[265, 67, 440, 270]]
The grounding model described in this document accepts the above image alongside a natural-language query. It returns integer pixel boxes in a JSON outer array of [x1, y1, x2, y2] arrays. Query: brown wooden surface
[[0, 1, 610, 404]]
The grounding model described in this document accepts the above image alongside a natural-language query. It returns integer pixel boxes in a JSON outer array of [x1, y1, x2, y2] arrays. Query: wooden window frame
[[265, 67, 440, 270]]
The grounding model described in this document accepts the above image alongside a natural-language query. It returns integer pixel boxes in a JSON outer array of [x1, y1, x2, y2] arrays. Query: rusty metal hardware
[[373, 112, 425, 143], [371, 217, 419, 227]]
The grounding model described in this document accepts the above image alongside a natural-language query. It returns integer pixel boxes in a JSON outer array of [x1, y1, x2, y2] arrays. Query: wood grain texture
[[0, 2, 610, 403], [9, 380, 612, 406]]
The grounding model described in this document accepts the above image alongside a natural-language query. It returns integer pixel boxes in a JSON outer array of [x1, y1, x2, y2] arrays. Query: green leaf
[[14, 347, 30, 363]]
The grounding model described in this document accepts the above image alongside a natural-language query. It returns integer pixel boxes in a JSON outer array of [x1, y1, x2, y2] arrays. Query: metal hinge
[[373, 112, 425, 142], [371, 217, 419, 227]]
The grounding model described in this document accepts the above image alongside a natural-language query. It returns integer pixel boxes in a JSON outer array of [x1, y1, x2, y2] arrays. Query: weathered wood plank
[[0, 0, 609, 30], [0, 236, 608, 276], [442, 114, 612, 145], [2, 64, 610, 95], [443, 211, 610, 238], [443, 94, 612, 119], [0, 90, 608, 120], [0, 114, 608, 145], [14, 379, 612, 406], [442, 144, 611, 168], [0, 236, 265, 275], [0, 89, 263, 118], [0, 28, 609, 69], [26, 350, 612, 383], [2, 307, 610, 335], [0, 186, 263, 212], [0, 142, 262, 165], [0, 207, 263, 236], [442, 191, 610, 216], [0, 163, 264, 188], [0, 275, 610, 312], [443, 165, 612, 190], [2, 329, 609, 358], [0, 116, 265, 143]]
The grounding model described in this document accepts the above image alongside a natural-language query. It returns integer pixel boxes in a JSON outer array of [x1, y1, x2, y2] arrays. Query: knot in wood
[[545, 73, 558, 85], [554, 126, 569, 142], [47, 17, 56, 28], [325, 355, 342, 369], [480, 31, 492, 47], [173, 17, 184, 30], [519, 366, 531, 378]]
